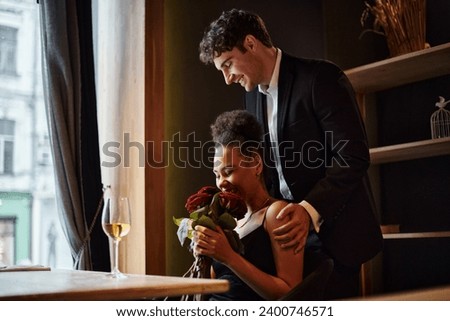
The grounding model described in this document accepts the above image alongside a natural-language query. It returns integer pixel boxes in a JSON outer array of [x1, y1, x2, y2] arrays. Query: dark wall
[[322, 0, 389, 69], [165, 0, 325, 276], [324, 0, 450, 68], [426, 1, 450, 46]]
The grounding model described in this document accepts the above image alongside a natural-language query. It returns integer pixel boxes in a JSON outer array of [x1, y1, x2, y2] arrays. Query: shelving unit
[[344, 43, 450, 296], [346, 42, 450, 93], [370, 137, 450, 165], [344, 43, 450, 215], [346, 43, 450, 169], [383, 231, 450, 240]]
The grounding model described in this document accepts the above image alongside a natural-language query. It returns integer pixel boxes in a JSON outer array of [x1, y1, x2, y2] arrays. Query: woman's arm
[[194, 200, 307, 300]]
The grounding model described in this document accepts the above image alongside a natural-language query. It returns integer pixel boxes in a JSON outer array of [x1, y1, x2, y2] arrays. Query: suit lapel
[[277, 54, 294, 141], [255, 92, 266, 126]]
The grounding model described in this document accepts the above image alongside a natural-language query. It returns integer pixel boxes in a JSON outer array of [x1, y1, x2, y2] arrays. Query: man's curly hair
[[210, 110, 263, 158], [199, 9, 273, 65]]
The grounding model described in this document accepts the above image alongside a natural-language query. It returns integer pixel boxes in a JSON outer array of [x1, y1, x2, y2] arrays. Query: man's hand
[[273, 203, 310, 254]]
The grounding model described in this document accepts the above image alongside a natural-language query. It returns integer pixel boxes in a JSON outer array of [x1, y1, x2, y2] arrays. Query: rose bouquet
[[173, 186, 246, 300]]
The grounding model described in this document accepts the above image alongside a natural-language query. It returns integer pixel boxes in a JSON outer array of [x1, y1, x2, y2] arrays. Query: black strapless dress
[[209, 221, 276, 301]]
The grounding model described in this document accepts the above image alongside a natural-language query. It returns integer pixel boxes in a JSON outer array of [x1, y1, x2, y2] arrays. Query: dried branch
[[360, 0, 427, 56]]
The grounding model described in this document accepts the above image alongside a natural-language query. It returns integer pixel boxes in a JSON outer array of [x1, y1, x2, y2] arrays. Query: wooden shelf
[[362, 284, 450, 300], [383, 231, 450, 240], [370, 137, 450, 165], [345, 42, 450, 93]]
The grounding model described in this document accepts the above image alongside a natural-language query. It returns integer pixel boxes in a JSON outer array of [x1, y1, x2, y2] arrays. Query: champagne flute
[[101, 195, 131, 278]]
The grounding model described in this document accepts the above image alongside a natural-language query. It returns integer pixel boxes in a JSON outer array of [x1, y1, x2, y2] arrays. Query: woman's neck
[[246, 191, 272, 214]]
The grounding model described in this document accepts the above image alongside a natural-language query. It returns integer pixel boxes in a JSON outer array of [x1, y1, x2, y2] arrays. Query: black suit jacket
[[245, 53, 383, 267]]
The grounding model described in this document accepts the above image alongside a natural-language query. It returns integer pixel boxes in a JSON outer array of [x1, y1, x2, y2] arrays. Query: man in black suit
[[199, 8, 383, 299]]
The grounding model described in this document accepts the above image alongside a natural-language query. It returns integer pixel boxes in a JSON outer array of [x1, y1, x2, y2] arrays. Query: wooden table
[[0, 269, 229, 300]]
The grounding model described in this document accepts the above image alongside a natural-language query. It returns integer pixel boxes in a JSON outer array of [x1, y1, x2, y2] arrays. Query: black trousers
[[324, 260, 360, 300], [304, 232, 361, 300]]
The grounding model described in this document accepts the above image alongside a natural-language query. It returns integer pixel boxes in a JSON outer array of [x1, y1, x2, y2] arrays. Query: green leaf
[[209, 193, 221, 220], [218, 212, 237, 230], [173, 216, 185, 226], [190, 205, 208, 220], [222, 229, 243, 254], [197, 215, 217, 230]]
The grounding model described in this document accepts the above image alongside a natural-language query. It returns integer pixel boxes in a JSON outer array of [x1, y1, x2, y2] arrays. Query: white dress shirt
[[258, 48, 322, 232]]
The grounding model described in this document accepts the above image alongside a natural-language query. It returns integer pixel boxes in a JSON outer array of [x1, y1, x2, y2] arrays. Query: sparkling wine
[[102, 222, 131, 240], [101, 194, 131, 278]]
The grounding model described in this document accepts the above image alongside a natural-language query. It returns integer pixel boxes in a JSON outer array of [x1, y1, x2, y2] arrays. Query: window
[[0, 216, 16, 265], [0, 0, 72, 269], [0, 119, 14, 175], [0, 25, 17, 75]]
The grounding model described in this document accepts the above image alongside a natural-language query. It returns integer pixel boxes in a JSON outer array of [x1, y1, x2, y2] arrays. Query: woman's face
[[213, 145, 261, 201]]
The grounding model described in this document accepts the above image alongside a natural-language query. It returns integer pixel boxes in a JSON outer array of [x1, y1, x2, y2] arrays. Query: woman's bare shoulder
[[268, 200, 289, 212], [265, 200, 290, 226]]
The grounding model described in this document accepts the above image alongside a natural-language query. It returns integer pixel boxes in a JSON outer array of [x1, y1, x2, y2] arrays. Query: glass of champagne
[[101, 195, 131, 278]]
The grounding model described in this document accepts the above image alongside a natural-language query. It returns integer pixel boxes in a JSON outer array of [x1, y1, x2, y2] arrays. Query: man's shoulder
[[281, 52, 342, 74], [281, 51, 331, 64]]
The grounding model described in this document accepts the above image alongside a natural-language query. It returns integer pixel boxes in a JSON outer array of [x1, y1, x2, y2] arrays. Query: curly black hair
[[210, 110, 263, 158], [199, 8, 273, 65]]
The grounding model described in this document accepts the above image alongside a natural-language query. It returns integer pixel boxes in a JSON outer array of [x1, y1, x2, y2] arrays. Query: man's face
[[213, 46, 264, 92]]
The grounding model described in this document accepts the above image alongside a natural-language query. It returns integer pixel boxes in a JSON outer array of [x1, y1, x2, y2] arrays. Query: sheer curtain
[[39, 0, 109, 270]]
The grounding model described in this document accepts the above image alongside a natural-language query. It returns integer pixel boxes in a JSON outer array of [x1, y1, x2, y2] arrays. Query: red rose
[[185, 192, 214, 213], [175, 186, 246, 260], [197, 186, 219, 195], [218, 192, 247, 220]]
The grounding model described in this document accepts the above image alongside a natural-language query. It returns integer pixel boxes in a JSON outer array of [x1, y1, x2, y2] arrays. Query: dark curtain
[[39, 0, 109, 271]]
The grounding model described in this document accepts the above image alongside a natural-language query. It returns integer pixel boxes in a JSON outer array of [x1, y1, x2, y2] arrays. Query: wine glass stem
[[112, 239, 120, 274]]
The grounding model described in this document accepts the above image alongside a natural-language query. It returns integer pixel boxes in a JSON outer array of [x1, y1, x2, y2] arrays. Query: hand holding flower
[[193, 225, 236, 264], [174, 186, 245, 253], [173, 185, 247, 300]]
